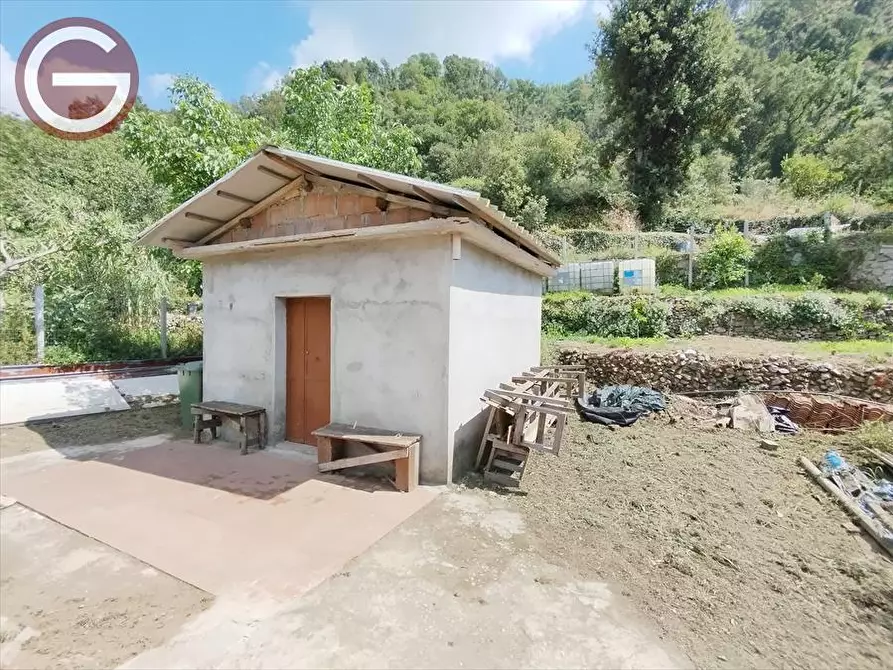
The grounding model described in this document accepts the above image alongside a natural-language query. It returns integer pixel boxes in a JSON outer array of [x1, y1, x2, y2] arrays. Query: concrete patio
[[1, 417, 689, 668], [0, 436, 437, 598]]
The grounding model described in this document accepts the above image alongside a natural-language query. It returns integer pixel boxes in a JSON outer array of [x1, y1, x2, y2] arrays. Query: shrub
[[544, 291, 892, 341], [697, 223, 753, 288], [542, 293, 669, 338], [750, 232, 854, 286], [781, 153, 843, 198]]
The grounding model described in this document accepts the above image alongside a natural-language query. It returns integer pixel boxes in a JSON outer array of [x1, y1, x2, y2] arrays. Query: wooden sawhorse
[[311, 422, 420, 492]]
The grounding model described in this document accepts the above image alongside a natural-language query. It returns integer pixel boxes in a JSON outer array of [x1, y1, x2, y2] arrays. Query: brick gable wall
[[213, 184, 436, 245]]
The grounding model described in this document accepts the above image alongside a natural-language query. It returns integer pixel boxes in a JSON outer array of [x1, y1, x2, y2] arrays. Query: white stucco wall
[[446, 241, 543, 479], [202, 237, 453, 482]]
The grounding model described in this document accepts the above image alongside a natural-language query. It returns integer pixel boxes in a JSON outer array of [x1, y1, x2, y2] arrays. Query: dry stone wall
[[558, 346, 893, 403], [663, 297, 893, 341]]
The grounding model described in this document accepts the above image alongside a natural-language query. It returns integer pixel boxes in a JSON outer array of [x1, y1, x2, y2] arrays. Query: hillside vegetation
[[1, 0, 891, 363]]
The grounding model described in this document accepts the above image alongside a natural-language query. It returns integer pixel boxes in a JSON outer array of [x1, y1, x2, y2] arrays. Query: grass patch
[[799, 339, 893, 362], [658, 284, 892, 301], [577, 335, 671, 348]]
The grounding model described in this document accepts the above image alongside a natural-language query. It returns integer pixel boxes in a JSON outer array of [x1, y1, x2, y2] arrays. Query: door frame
[[272, 294, 333, 445]]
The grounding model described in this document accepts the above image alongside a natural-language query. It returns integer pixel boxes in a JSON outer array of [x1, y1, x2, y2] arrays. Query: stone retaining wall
[[558, 346, 893, 403], [663, 297, 893, 341]]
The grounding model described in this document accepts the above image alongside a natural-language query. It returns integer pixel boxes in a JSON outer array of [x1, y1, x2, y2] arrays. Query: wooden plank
[[866, 500, 893, 532], [867, 447, 893, 471], [258, 165, 294, 181], [487, 438, 529, 457], [492, 458, 523, 473], [312, 422, 421, 448], [531, 365, 586, 372], [185, 212, 227, 225], [800, 456, 893, 559], [411, 185, 438, 203], [304, 172, 461, 218], [192, 401, 265, 415], [181, 218, 463, 259], [483, 389, 571, 410], [353, 172, 392, 192], [318, 447, 410, 473], [512, 376, 576, 386], [194, 175, 309, 245], [474, 408, 497, 470], [394, 443, 419, 492], [216, 189, 258, 205], [263, 150, 323, 176]]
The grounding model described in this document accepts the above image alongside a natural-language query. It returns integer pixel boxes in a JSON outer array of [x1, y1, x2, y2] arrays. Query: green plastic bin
[[177, 361, 203, 428]]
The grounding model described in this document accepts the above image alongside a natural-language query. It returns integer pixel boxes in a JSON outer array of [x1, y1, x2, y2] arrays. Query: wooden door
[[285, 297, 331, 445]]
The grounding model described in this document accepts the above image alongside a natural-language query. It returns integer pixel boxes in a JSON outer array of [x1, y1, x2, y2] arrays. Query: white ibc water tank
[[547, 263, 579, 292], [579, 260, 615, 293], [617, 258, 656, 294]]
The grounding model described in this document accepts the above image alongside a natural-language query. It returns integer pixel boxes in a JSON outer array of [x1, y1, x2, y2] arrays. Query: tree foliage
[[592, 0, 747, 228], [697, 223, 754, 288], [123, 70, 422, 205], [0, 115, 192, 362]]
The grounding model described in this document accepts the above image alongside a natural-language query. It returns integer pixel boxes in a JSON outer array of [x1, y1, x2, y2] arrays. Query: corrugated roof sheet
[[136, 145, 560, 266]]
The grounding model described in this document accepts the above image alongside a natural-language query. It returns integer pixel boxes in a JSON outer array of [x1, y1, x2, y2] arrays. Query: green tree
[[826, 116, 893, 201], [781, 153, 844, 198], [698, 223, 754, 288], [593, 0, 747, 228], [0, 115, 191, 361], [733, 0, 892, 177], [280, 67, 421, 175], [122, 76, 270, 202]]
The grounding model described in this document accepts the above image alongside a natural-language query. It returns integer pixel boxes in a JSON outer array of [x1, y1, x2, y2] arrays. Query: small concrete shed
[[138, 146, 560, 483]]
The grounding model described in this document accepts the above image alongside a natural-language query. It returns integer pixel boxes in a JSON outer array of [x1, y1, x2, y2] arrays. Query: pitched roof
[[136, 145, 560, 267]]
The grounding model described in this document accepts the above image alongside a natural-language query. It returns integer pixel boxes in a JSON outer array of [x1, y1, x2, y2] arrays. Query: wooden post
[[34, 284, 45, 362], [800, 457, 893, 559], [159, 297, 168, 359], [687, 226, 694, 288], [743, 220, 750, 287]]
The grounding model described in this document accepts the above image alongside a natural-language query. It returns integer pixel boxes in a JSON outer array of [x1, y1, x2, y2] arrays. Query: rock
[[759, 439, 780, 451]]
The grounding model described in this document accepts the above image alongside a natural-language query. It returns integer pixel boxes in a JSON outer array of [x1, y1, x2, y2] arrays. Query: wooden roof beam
[[257, 165, 294, 181], [185, 212, 227, 225], [302, 172, 464, 218], [216, 190, 258, 206], [263, 149, 322, 176], [194, 174, 310, 246]]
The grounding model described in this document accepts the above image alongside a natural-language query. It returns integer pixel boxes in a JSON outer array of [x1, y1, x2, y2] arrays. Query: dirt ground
[[0, 504, 210, 669], [548, 334, 893, 364], [503, 402, 893, 669], [119, 488, 689, 670], [0, 405, 189, 459]]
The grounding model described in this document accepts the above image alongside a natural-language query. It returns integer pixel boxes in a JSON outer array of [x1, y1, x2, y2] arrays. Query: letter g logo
[[15, 18, 139, 140]]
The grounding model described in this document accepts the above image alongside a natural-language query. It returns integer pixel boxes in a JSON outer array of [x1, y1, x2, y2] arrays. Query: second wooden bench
[[311, 422, 420, 492]]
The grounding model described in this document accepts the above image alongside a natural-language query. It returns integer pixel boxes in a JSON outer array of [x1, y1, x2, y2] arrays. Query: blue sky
[[0, 1, 607, 113]]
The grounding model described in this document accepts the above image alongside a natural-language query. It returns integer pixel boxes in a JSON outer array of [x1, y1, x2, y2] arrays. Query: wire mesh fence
[[0, 285, 202, 365]]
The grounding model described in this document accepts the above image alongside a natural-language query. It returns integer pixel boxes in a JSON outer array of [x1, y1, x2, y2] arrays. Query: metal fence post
[[34, 284, 45, 362], [687, 226, 694, 288], [743, 220, 750, 287], [160, 297, 168, 359]]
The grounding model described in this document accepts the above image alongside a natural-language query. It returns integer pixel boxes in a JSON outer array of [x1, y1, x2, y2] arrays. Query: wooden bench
[[311, 422, 420, 492], [191, 401, 267, 455]]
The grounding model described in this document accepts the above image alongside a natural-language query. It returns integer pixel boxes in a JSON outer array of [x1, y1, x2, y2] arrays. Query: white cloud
[[0, 43, 25, 117], [290, 0, 589, 69], [146, 72, 175, 98], [247, 61, 283, 94], [592, 0, 612, 19]]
